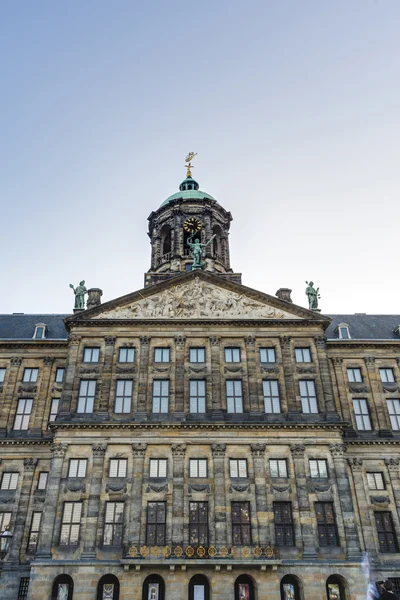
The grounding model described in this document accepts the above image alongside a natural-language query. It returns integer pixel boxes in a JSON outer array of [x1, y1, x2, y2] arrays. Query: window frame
[[375, 511, 399, 553], [68, 459, 88, 478], [22, 368, 38, 383], [295, 347, 312, 363], [260, 347, 276, 363], [77, 380, 96, 414], [189, 501, 209, 546], [27, 511, 42, 552], [1, 472, 19, 490], [189, 379, 206, 414], [33, 323, 46, 339], [0, 368, 6, 384], [154, 348, 170, 363], [109, 459, 127, 478], [367, 472, 385, 491], [60, 501, 82, 546], [149, 458, 168, 479], [309, 459, 328, 479], [226, 379, 243, 413], [224, 347, 241, 363], [146, 501, 166, 545], [263, 379, 281, 413], [380, 368, 395, 383], [347, 368, 363, 383], [14, 398, 33, 430], [273, 501, 295, 547], [114, 379, 133, 414], [189, 459, 208, 478], [230, 458, 248, 479], [387, 399, 400, 431], [270, 459, 288, 478], [37, 472, 48, 490], [315, 501, 339, 547], [103, 502, 124, 546], [299, 380, 318, 414], [118, 347, 135, 363], [83, 347, 100, 363], [152, 380, 169, 414], [353, 398, 372, 431], [189, 347, 206, 363], [231, 501, 252, 546], [49, 398, 60, 423], [55, 368, 65, 383]]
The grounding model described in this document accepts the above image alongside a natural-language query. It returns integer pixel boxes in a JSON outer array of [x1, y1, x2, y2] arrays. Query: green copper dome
[[160, 176, 216, 207]]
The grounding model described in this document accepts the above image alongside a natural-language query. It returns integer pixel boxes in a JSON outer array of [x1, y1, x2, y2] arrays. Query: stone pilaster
[[99, 337, 115, 413], [31, 358, 53, 433], [245, 337, 260, 413], [330, 444, 361, 559], [7, 458, 37, 562], [211, 443, 227, 544], [128, 443, 147, 548], [251, 444, 270, 544], [347, 457, 374, 555], [210, 336, 222, 419], [204, 209, 212, 258], [59, 336, 80, 416], [173, 209, 181, 256], [136, 336, 151, 419], [314, 337, 338, 418], [280, 336, 297, 414], [364, 356, 391, 433], [82, 443, 107, 558], [290, 444, 317, 558], [174, 336, 186, 417], [0, 357, 21, 434], [36, 443, 68, 557], [331, 358, 351, 422], [385, 458, 400, 522], [171, 443, 186, 544]]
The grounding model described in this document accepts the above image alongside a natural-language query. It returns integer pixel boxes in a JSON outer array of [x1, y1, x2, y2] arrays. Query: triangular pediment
[[66, 271, 329, 324]]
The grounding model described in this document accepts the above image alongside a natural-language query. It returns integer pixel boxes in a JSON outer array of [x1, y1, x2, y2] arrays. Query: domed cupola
[[145, 154, 241, 287]]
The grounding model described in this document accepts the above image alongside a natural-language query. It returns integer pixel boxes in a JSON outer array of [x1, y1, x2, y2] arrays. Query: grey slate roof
[[326, 315, 400, 340], [0, 314, 69, 340]]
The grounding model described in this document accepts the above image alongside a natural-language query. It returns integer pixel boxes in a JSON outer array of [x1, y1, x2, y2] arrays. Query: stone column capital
[[174, 335, 186, 347], [290, 444, 305, 458], [104, 336, 116, 346], [50, 443, 68, 459], [43, 357, 54, 367], [333, 357, 343, 366], [92, 443, 107, 457], [209, 336, 220, 346], [132, 443, 147, 457], [24, 457, 38, 471], [385, 457, 400, 476], [329, 443, 347, 458], [211, 443, 226, 457], [314, 336, 327, 349], [251, 443, 266, 456], [364, 356, 376, 367], [244, 336, 256, 347], [280, 335, 291, 347], [10, 357, 22, 367], [68, 335, 81, 345], [347, 457, 363, 471], [171, 443, 187, 457], [139, 336, 151, 345]]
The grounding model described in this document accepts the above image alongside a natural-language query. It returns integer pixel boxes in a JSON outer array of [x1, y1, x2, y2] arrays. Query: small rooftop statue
[[185, 151, 197, 178], [305, 281, 321, 311], [69, 281, 87, 310]]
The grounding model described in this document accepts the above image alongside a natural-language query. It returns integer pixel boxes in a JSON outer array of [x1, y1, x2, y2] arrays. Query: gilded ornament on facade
[[185, 545, 194, 557], [265, 545, 274, 558], [220, 546, 228, 557], [128, 545, 137, 557], [197, 546, 206, 557], [242, 546, 251, 558], [208, 545, 216, 557], [254, 546, 262, 558], [140, 545, 149, 557], [152, 545, 160, 557], [174, 545, 183, 557], [183, 217, 202, 233], [163, 545, 171, 557], [231, 546, 240, 558]]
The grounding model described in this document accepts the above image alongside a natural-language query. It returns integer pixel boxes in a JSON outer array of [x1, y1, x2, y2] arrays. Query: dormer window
[[33, 323, 46, 339], [394, 325, 400, 338], [337, 323, 351, 340]]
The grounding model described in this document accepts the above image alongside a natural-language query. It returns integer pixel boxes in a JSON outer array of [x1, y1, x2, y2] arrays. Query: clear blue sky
[[1, 1, 399, 315]]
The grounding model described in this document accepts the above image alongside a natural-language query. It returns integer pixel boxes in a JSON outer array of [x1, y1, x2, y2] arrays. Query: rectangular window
[[375, 512, 398, 553], [68, 459, 87, 478], [83, 347, 100, 363], [118, 348, 135, 363], [152, 380, 169, 413], [367, 473, 385, 491], [17, 577, 30, 600], [273, 502, 295, 546], [315, 502, 339, 546], [49, 398, 59, 422], [115, 380, 133, 413], [189, 459, 208, 478], [103, 502, 124, 546], [1, 472, 19, 490], [270, 459, 288, 478], [189, 380, 206, 413], [309, 459, 328, 479], [27, 512, 42, 551], [109, 459, 127, 478], [353, 398, 372, 431], [77, 380, 96, 413], [146, 501, 166, 545], [60, 502, 82, 545], [380, 368, 395, 383], [230, 459, 248, 478], [189, 348, 206, 363], [0, 368, 6, 383], [232, 501, 251, 545], [387, 399, 400, 431], [347, 368, 363, 383], [226, 380, 243, 413], [22, 368, 38, 383], [260, 348, 276, 363], [263, 380, 280, 413], [299, 380, 318, 414], [295, 348, 312, 363], [225, 347, 241, 363], [37, 472, 48, 490], [55, 368, 65, 383], [189, 501, 208, 545], [149, 459, 167, 478], [14, 398, 33, 430], [0, 512, 11, 532], [154, 348, 170, 363]]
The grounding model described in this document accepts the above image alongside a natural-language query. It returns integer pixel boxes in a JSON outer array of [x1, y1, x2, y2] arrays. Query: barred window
[[347, 368, 362, 383], [154, 348, 170, 363], [27, 512, 42, 551], [77, 380, 96, 413], [118, 348, 135, 363], [152, 380, 169, 413], [380, 368, 395, 383], [263, 380, 280, 413], [150, 459, 167, 478], [109, 459, 127, 478], [231, 501, 251, 545], [49, 398, 59, 422], [60, 502, 82, 545], [68, 459, 87, 478], [189, 348, 205, 363], [189, 459, 207, 478], [55, 368, 65, 383], [1, 472, 19, 490], [146, 502, 166, 545], [189, 501, 208, 545], [226, 380, 243, 413], [83, 347, 100, 363], [37, 472, 48, 490], [0, 368, 6, 383], [14, 398, 33, 430], [353, 399, 372, 431], [315, 502, 339, 547], [375, 511, 398, 553], [103, 502, 124, 546], [309, 459, 328, 479], [273, 502, 295, 546], [189, 380, 206, 413], [23, 368, 38, 383], [367, 473, 385, 491], [260, 347, 276, 363], [270, 459, 287, 478], [225, 347, 241, 363], [387, 399, 400, 431], [115, 380, 133, 413], [17, 577, 30, 600], [295, 348, 311, 363], [299, 380, 318, 413], [230, 459, 248, 478]]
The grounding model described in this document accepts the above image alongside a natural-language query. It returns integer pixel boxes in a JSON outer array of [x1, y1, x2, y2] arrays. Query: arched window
[[326, 575, 346, 600], [97, 575, 120, 600], [189, 574, 210, 600], [336, 323, 351, 340], [280, 575, 301, 600], [142, 574, 165, 600], [235, 575, 255, 600], [33, 323, 46, 339], [160, 225, 172, 256], [52, 575, 74, 600], [212, 225, 222, 258]]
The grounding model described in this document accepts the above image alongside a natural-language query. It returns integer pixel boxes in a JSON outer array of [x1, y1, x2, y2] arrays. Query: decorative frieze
[[280, 335, 291, 348], [229, 483, 249, 493], [332, 357, 343, 366], [189, 484, 210, 493]]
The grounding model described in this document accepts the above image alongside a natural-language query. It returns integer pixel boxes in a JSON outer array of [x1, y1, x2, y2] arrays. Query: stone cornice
[[50, 421, 346, 432], [0, 341, 67, 348], [64, 318, 325, 328], [0, 440, 52, 446], [327, 340, 400, 348]]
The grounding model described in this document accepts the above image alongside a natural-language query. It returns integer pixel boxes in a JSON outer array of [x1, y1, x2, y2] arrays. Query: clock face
[[183, 217, 202, 233]]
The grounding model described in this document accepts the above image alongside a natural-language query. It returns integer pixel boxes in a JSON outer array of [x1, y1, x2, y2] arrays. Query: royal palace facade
[[0, 169, 400, 600]]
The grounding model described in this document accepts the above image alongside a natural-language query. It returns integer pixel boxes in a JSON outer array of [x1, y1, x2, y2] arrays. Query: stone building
[[0, 170, 400, 600]]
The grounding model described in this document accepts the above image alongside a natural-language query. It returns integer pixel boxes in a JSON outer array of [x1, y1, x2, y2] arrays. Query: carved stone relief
[[146, 484, 168, 493], [230, 484, 250, 493], [189, 484, 210, 493]]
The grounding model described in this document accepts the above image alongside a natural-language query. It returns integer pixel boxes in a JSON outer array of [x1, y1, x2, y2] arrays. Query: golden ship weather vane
[[185, 151, 197, 177]]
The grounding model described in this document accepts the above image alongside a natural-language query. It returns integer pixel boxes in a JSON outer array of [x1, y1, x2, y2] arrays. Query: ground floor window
[[281, 575, 301, 600], [234, 575, 254, 600], [52, 575, 74, 600], [142, 575, 165, 600], [189, 574, 210, 600], [97, 575, 120, 600], [17, 577, 30, 600], [326, 575, 346, 600]]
